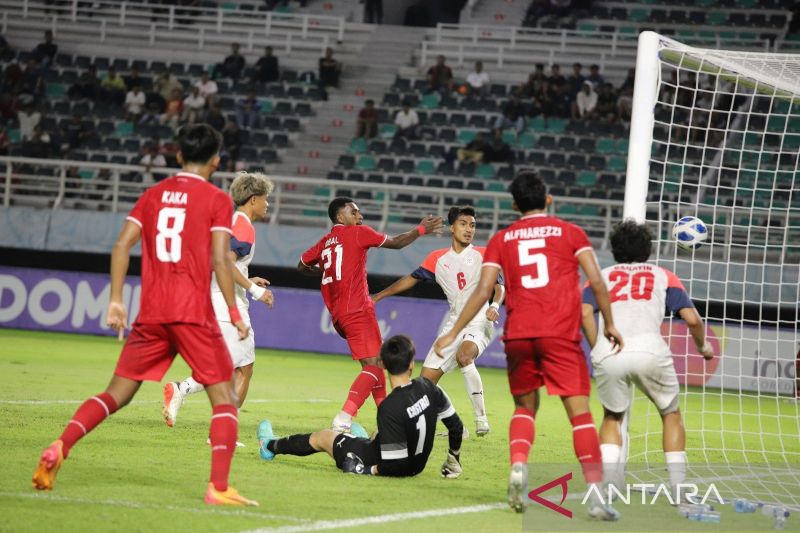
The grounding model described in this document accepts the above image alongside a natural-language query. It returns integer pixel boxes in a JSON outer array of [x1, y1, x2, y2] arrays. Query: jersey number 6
[[321, 244, 343, 286], [156, 207, 186, 263], [518, 238, 549, 289]]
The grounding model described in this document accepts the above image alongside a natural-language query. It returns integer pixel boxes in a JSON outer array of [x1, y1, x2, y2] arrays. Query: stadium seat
[[428, 178, 444, 188], [354, 156, 376, 171], [337, 155, 355, 170], [349, 137, 367, 155], [378, 158, 396, 172], [387, 175, 404, 186], [367, 174, 384, 184], [577, 171, 598, 187], [606, 156, 626, 172], [380, 124, 397, 139], [421, 93, 440, 109], [457, 129, 476, 145], [397, 159, 415, 173], [475, 164, 496, 180], [556, 203, 578, 215], [567, 154, 586, 169]]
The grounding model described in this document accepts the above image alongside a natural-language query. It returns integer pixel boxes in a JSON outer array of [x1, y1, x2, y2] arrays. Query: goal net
[[622, 31, 800, 511]]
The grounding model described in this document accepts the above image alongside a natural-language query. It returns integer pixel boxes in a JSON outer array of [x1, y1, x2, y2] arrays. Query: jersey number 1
[[414, 416, 427, 456], [518, 239, 549, 289], [156, 207, 186, 263], [321, 244, 343, 286]]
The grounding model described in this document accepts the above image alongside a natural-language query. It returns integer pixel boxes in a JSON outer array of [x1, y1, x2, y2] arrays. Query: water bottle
[[734, 498, 757, 513], [686, 510, 721, 523], [678, 503, 714, 517], [761, 505, 789, 530]]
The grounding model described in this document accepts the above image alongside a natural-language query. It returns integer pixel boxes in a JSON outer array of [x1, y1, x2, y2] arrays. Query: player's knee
[[456, 352, 473, 368], [604, 409, 625, 422], [659, 396, 680, 417]]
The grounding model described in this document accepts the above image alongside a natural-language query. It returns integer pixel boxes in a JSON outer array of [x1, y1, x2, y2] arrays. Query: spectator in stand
[[495, 94, 526, 134], [194, 72, 218, 104], [0, 125, 8, 156], [17, 104, 41, 141], [205, 104, 225, 132], [140, 143, 167, 185], [568, 62, 585, 97], [548, 64, 566, 91], [617, 69, 635, 125], [525, 0, 550, 24], [528, 79, 552, 117], [394, 102, 419, 140], [485, 129, 513, 165], [364, 0, 383, 24], [549, 0, 573, 18], [427, 55, 453, 95], [100, 66, 127, 105], [235, 90, 260, 130], [255, 46, 279, 84], [21, 59, 44, 101], [159, 88, 184, 130], [63, 114, 92, 150], [319, 47, 342, 89], [572, 81, 597, 120], [595, 83, 618, 123], [32, 30, 57, 68], [154, 71, 183, 102], [182, 86, 206, 125], [551, 83, 573, 118], [123, 67, 144, 91], [457, 131, 488, 163], [125, 85, 146, 123], [587, 64, 605, 86], [68, 64, 99, 100], [516, 73, 538, 100], [215, 42, 246, 81], [22, 125, 51, 158], [0, 35, 12, 62], [223, 119, 242, 166], [356, 99, 378, 139], [465, 61, 490, 98]]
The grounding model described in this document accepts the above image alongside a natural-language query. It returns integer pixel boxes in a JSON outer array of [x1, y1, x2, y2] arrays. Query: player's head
[[230, 171, 274, 221], [176, 124, 222, 170], [380, 335, 416, 376], [610, 219, 653, 263], [328, 197, 363, 226], [447, 205, 476, 246], [509, 171, 551, 213]]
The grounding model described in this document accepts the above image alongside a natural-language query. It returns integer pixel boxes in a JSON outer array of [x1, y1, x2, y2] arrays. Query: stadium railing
[[0, 156, 619, 246]]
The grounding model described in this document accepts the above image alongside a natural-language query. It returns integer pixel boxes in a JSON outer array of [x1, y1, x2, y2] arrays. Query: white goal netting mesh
[[623, 35, 800, 511]]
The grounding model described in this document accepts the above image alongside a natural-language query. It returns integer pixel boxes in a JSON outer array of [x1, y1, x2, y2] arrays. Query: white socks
[[600, 443, 623, 487], [179, 377, 205, 396], [665, 451, 687, 487], [460, 364, 485, 418]]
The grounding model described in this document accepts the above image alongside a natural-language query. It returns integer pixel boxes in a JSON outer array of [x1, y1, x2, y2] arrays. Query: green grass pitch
[[1, 329, 797, 532]]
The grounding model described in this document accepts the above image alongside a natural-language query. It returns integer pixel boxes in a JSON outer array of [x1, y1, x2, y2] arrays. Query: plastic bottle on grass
[[686, 510, 721, 523], [734, 498, 757, 513]]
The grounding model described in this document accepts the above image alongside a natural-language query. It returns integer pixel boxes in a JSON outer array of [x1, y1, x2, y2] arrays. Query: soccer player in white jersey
[[580, 220, 714, 495], [372, 206, 505, 436], [163, 171, 275, 429]]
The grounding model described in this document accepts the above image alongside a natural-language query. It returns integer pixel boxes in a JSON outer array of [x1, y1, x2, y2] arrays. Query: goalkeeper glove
[[342, 452, 370, 475], [440, 450, 462, 479]]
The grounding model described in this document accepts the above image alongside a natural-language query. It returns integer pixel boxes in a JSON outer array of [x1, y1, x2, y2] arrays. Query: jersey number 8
[[156, 207, 186, 263]]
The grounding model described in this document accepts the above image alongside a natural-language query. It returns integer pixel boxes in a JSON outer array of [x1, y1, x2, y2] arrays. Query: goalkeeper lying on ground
[[257, 335, 464, 478]]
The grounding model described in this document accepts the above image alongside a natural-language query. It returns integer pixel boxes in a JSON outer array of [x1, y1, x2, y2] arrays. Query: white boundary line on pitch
[[239, 503, 507, 533], [0, 399, 332, 405], [0, 491, 310, 523]]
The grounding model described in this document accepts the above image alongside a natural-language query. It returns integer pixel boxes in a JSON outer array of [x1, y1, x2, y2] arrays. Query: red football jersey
[[300, 224, 388, 321], [483, 213, 593, 341], [126, 172, 233, 325]]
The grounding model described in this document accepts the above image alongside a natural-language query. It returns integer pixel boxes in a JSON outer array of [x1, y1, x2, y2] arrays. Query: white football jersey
[[585, 263, 694, 362], [212, 211, 256, 321]]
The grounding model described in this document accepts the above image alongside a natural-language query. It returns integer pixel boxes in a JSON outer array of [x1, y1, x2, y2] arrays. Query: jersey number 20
[[156, 207, 186, 263], [321, 244, 343, 286], [609, 270, 655, 302], [518, 239, 549, 289]]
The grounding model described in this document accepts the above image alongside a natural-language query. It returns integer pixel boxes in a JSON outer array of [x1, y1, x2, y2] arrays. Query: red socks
[[509, 407, 535, 465], [570, 412, 602, 484], [209, 404, 238, 492], [59, 392, 119, 458], [342, 365, 383, 416]]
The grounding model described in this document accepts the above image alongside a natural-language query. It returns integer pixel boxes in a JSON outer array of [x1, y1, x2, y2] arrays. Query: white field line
[[0, 491, 310, 523], [0, 399, 332, 405], [239, 503, 507, 533]]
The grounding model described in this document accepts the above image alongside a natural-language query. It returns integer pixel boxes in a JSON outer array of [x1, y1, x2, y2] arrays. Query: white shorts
[[593, 350, 679, 414], [219, 315, 255, 369], [423, 323, 491, 374]]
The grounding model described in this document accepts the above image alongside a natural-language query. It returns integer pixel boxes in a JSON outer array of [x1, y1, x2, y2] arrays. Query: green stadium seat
[[739, 32, 757, 41], [596, 138, 615, 154], [516, 132, 535, 149], [115, 121, 134, 137], [421, 93, 440, 109], [379, 124, 397, 139], [698, 30, 717, 40], [578, 23, 597, 32], [500, 200, 513, 210], [416, 160, 435, 174], [615, 139, 629, 154], [260, 100, 274, 113], [707, 12, 728, 25], [7, 128, 21, 143], [545, 118, 566, 133], [314, 187, 331, 197], [629, 8, 649, 22], [46, 83, 65, 99], [354, 156, 376, 171], [678, 30, 696, 39], [501, 130, 517, 145], [606, 156, 626, 172], [457, 129, 476, 145], [578, 205, 600, 216], [303, 209, 326, 218], [697, 0, 716, 6], [476, 164, 496, 179], [556, 203, 578, 215], [487, 182, 505, 192], [348, 137, 368, 155], [476, 198, 494, 209], [735, 0, 755, 7], [576, 171, 598, 187], [529, 116, 546, 131], [619, 26, 637, 36]]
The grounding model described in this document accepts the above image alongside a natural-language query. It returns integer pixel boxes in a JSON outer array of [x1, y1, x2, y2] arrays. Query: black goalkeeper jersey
[[375, 377, 458, 477]]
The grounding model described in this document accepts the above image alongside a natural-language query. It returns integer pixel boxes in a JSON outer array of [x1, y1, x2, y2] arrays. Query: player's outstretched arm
[[372, 274, 419, 304], [577, 249, 624, 353], [297, 260, 322, 276], [580, 303, 598, 347], [107, 220, 141, 340], [434, 266, 499, 356], [381, 215, 443, 249], [679, 307, 714, 360], [486, 283, 505, 322], [213, 231, 249, 340], [227, 251, 274, 308]]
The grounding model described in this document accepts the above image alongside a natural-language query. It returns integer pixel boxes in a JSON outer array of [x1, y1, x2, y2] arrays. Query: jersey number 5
[[156, 207, 186, 263], [518, 239, 549, 289], [321, 244, 343, 286]]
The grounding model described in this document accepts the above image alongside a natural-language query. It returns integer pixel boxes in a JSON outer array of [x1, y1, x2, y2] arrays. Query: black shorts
[[332, 434, 378, 472]]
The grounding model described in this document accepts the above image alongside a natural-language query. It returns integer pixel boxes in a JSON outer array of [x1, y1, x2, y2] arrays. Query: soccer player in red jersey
[[434, 172, 624, 518], [299, 197, 443, 432], [31, 124, 258, 506]]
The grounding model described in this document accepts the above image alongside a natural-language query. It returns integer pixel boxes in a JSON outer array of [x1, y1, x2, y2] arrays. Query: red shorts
[[333, 309, 382, 361], [504, 337, 590, 397], [115, 321, 233, 386]]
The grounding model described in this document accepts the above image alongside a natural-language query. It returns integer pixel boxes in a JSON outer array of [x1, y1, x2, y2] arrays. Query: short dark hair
[[176, 124, 222, 165], [509, 171, 547, 212], [380, 335, 416, 375], [610, 220, 653, 263], [328, 197, 353, 223], [447, 205, 476, 225]]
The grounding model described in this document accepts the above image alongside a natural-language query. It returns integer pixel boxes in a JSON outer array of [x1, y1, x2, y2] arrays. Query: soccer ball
[[672, 216, 708, 250]]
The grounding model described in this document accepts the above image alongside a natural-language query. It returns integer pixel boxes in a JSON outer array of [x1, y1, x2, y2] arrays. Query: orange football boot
[[32, 440, 64, 490], [204, 483, 259, 506]]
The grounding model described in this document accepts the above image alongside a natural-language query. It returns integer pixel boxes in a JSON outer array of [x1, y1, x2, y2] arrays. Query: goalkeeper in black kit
[[257, 335, 465, 478]]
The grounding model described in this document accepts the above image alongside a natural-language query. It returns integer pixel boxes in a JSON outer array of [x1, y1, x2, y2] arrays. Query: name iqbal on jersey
[[161, 191, 188, 205], [324, 236, 340, 247], [503, 226, 562, 241], [406, 395, 430, 418]]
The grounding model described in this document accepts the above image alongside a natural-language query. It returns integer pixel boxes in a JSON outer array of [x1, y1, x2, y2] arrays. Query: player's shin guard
[[600, 444, 623, 488], [268, 434, 316, 456], [342, 365, 383, 416], [460, 364, 486, 417], [370, 368, 386, 407], [59, 392, 119, 458], [665, 451, 687, 488], [209, 404, 238, 492], [571, 412, 602, 484], [509, 407, 535, 465]]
